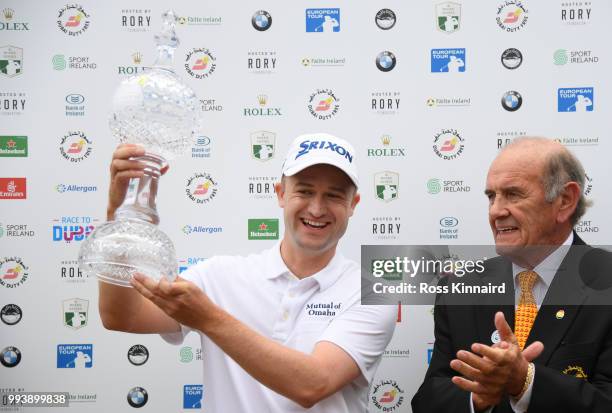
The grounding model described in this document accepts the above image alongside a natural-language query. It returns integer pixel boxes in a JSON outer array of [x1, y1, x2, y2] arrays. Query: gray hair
[[505, 137, 592, 226]]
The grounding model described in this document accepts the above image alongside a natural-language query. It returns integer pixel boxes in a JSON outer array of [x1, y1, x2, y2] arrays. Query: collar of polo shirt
[[264, 242, 346, 291]]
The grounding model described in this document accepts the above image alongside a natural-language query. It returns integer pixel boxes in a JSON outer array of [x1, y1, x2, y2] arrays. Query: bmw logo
[[501, 90, 522, 111], [376, 51, 396, 72], [1, 346, 21, 368], [501, 48, 523, 70], [127, 387, 148, 408], [252, 10, 272, 31]]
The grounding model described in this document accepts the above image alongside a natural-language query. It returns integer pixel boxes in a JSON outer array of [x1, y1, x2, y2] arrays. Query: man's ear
[[556, 181, 580, 224], [348, 192, 360, 217], [275, 182, 285, 208]]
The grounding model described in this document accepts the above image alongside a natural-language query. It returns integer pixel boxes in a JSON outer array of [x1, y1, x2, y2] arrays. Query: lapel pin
[[556, 309, 565, 320], [491, 330, 500, 344]]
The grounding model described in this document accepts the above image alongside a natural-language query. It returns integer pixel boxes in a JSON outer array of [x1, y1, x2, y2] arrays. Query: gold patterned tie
[[515, 270, 538, 350]]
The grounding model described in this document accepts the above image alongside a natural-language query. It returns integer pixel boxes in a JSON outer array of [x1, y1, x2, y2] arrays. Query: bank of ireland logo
[[127, 387, 148, 408], [433, 129, 465, 160], [1, 346, 21, 368], [57, 344, 93, 368], [501, 90, 522, 111], [375, 9, 396, 30], [501, 48, 522, 69], [127, 345, 149, 366], [60, 131, 92, 162], [63, 298, 88, 330], [0, 45, 22, 77], [251, 131, 275, 161], [185, 48, 216, 79], [558, 87, 593, 112], [52, 54, 66, 70], [436, 2, 461, 33], [186, 173, 218, 204], [431, 48, 465, 72], [183, 385, 204, 409], [1, 304, 22, 325], [427, 178, 442, 194], [252, 10, 271, 31], [375, 172, 399, 202], [306, 8, 340, 32], [0, 257, 28, 288], [307, 89, 340, 120], [376, 51, 396, 72], [57, 4, 90, 36], [496, 1, 528, 32], [554, 49, 568, 65], [370, 379, 405, 411]]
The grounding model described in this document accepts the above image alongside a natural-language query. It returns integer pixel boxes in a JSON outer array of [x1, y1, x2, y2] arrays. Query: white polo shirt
[[162, 243, 396, 413]]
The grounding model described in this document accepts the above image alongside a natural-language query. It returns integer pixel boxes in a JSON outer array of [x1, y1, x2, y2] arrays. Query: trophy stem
[[114, 153, 166, 225]]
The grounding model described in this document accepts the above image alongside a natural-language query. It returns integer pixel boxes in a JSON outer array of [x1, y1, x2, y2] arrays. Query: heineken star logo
[[6, 139, 16, 149], [259, 222, 268, 231]]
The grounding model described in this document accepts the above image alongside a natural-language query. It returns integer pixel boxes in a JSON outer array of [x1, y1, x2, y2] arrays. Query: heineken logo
[[0, 136, 27, 157], [248, 219, 279, 240]]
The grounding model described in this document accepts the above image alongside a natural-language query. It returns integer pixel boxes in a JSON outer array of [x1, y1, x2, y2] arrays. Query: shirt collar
[[512, 231, 574, 287], [264, 241, 346, 291]]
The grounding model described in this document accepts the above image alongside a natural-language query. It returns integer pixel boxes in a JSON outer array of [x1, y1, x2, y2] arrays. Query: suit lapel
[[525, 240, 589, 364], [475, 257, 515, 346]]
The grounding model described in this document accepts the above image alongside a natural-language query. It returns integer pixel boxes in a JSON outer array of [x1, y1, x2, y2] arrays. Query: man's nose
[[489, 196, 509, 220], [307, 195, 327, 217]]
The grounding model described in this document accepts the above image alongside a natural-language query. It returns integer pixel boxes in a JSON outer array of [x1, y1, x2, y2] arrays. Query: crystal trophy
[[78, 10, 199, 287]]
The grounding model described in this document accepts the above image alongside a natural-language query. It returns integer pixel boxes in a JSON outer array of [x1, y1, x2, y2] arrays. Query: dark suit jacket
[[412, 234, 612, 412]]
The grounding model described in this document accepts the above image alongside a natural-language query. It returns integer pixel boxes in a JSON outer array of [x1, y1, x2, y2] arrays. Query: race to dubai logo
[[496, 1, 528, 32], [0, 45, 22, 77], [186, 172, 218, 204], [57, 4, 91, 36], [60, 131, 92, 162], [436, 2, 461, 33], [370, 379, 405, 411], [0, 257, 28, 288], [433, 129, 465, 160], [251, 131, 275, 161], [374, 171, 399, 202], [185, 48, 216, 79], [307, 89, 340, 120], [63, 298, 88, 330]]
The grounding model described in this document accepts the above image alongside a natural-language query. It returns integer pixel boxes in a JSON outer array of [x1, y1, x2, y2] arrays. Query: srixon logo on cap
[[295, 139, 353, 163]]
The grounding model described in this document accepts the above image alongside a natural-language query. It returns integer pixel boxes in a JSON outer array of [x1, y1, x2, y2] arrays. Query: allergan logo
[[186, 173, 218, 204], [0, 45, 22, 77], [60, 131, 92, 162], [0, 257, 28, 288], [185, 48, 216, 79], [248, 219, 279, 240], [0, 136, 27, 157], [57, 4, 91, 36]]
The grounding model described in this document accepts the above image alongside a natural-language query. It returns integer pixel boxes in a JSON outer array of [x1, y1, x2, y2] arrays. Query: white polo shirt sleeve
[[159, 257, 213, 345], [317, 299, 396, 385]]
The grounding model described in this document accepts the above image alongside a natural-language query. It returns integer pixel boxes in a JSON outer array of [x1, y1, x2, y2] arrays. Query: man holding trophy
[[99, 135, 396, 412]]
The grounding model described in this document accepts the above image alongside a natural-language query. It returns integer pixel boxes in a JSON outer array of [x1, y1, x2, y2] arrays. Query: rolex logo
[[132, 52, 143, 65], [3, 8, 14, 21], [381, 135, 391, 146], [257, 94, 268, 107]]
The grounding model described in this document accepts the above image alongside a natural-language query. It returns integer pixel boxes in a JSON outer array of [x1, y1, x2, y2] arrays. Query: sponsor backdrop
[[1, 1, 609, 411]]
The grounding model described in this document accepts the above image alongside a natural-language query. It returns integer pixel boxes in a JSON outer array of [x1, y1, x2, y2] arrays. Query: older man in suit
[[412, 137, 612, 412]]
